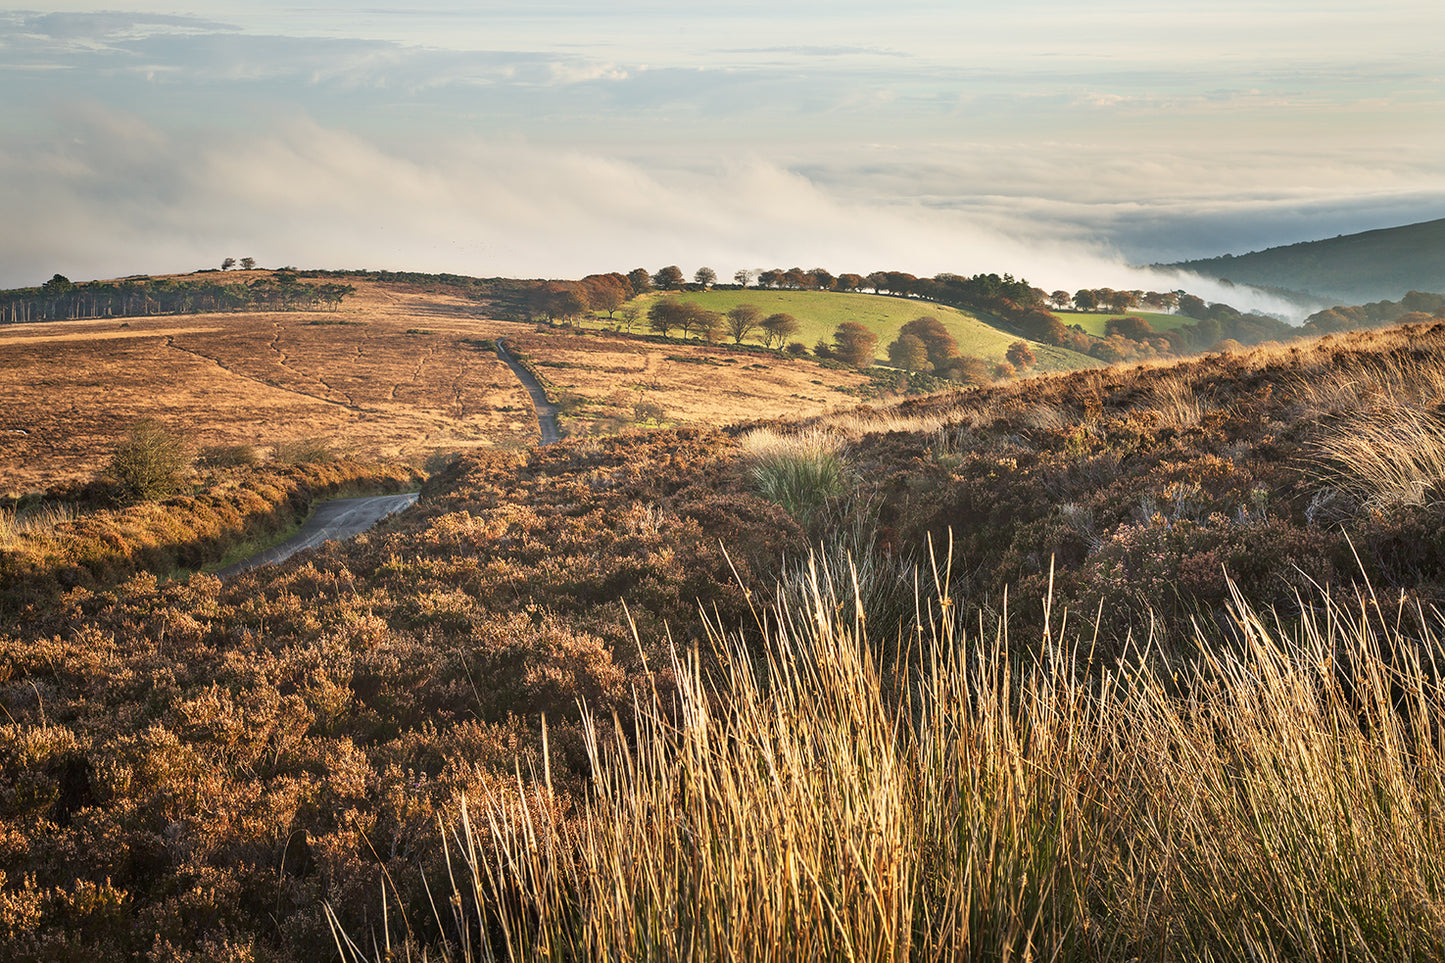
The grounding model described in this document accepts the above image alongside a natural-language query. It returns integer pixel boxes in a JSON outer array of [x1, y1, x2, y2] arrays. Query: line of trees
[[531, 262, 1426, 368], [1, 273, 355, 324]]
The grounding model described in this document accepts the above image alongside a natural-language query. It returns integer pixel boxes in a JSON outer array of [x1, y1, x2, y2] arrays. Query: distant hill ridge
[[1160, 217, 1445, 304]]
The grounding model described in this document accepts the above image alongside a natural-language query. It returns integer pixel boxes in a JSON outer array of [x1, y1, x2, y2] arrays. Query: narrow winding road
[[219, 492, 419, 578], [223, 337, 556, 576], [494, 339, 561, 445]]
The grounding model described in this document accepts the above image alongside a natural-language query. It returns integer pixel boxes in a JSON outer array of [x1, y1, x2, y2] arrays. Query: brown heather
[[4, 312, 1445, 960]]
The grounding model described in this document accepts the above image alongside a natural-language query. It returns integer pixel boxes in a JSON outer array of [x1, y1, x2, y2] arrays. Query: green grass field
[[593, 290, 1099, 372], [1057, 310, 1189, 336]]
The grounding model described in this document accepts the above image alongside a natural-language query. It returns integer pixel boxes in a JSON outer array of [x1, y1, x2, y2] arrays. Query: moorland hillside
[[0, 273, 884, 494], [6, 304, 1445, 959]]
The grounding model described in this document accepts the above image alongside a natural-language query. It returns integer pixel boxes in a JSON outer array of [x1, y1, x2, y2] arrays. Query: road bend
[[218, 491, 419, 578]]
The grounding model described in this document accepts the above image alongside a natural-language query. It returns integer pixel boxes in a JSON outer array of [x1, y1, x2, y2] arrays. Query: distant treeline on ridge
[[0, 272, 355, 324]]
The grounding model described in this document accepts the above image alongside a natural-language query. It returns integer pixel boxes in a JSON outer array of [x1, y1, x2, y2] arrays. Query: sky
[[2, 0, 1443, 312]]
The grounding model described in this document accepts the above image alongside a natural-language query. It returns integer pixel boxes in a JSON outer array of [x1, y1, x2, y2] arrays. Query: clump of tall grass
[[0, 502, 77, 547], [274, 437, 339, 464], [812, 406, 955, 440], [197, 443, 264, 469], [337, 552, 1445, 962], [740, 428, 850, 533], [1315, 402, 1445, 509], [1149, 373, 1205, 428]]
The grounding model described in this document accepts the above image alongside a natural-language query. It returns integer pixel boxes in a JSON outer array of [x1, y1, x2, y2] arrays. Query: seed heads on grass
[[352, 555, 1445, 962]]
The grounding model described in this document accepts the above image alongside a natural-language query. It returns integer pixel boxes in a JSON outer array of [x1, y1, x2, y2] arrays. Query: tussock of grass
[[339, 549, 1445, 961], [1316, 403, 1445, 508], [1149, 373, 1206, 428], [740, 428, 850, 533], [0, 502, 77, 548], [811, 405, 956, 439]]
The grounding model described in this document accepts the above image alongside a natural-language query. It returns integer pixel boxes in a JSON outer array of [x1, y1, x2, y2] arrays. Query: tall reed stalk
[[335, 554, 1445, 961]]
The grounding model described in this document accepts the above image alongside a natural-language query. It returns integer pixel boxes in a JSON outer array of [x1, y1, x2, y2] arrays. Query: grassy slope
[[599, 289, 1100, 372], [1058, 310, 1190, 336]]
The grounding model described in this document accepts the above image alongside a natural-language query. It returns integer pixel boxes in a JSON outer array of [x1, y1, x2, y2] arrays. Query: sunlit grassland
[[591, 289, 1098, 371], [339, 552, 1445, 962], [1059, 309, 1190, 335]]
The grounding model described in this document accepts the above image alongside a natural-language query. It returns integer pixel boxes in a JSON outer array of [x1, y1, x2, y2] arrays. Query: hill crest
[[1160, 217, 1445, 304]]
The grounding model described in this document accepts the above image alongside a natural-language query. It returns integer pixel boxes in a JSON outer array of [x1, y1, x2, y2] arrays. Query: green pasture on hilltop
[[1058, 310, 1189, 336], [595, 289, 1099, 372]]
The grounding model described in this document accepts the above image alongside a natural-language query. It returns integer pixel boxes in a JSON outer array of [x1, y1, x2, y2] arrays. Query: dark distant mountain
[[1159, 218, 1445, 304]]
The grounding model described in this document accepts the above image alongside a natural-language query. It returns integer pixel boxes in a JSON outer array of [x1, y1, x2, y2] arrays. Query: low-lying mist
[[0, 110, 1318, 319]]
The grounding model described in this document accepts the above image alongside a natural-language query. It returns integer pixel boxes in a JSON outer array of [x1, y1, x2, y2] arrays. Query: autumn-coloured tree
[[940, 355, 991, 385], [627, 268, 653, 295], [694, 267, 717, 289], [1005, 340, 1037, 369], [1018, 308, 1069, 347], [1049, 290, 1072, 310], [647, 298, 686, 336], [760, 312, 800, 348], [617, 304, 641, 333], [1179, 294, 1209, 320], [887, 333, 930, 371], [898, 316, 959, 370], [835, 273, 864, 293], [653, 265, 685, 290], [679, 303, 720, 340], [1106, 289, 1140, 314], [697, 309, 724, 343], [1074, 288, 1099, 311], [1105, 315, 1155, 341], [726, 304, 761, 344], [532, 282, 590, 322], [832, 321, 878, 368], [581, 274, 628, 317], [734, 269, 753, 288], [882, 272, 918, 296]]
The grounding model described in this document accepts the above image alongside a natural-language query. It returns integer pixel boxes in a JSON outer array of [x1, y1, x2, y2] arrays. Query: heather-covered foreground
[[5, 321, 1445, 960]]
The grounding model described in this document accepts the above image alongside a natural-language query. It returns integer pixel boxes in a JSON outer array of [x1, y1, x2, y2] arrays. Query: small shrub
[[105, 419, 192, 502], [632, 400, 667, 424]]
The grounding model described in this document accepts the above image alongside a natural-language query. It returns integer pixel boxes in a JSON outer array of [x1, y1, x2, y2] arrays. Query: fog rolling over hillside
[[1161, 218, 1445, 305]]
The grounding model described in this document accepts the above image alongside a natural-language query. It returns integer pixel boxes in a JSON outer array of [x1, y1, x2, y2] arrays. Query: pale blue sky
[[2, 1, 1442, 303]]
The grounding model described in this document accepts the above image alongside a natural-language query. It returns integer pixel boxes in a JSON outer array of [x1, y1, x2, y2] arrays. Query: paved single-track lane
[[494, 339, 560, 445], [224, 337, 556, 577], [219, 491, 419, 577]]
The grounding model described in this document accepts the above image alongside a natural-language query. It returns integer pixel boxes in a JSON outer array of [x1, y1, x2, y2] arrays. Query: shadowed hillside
[[1164, 217, 1445, 303]]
